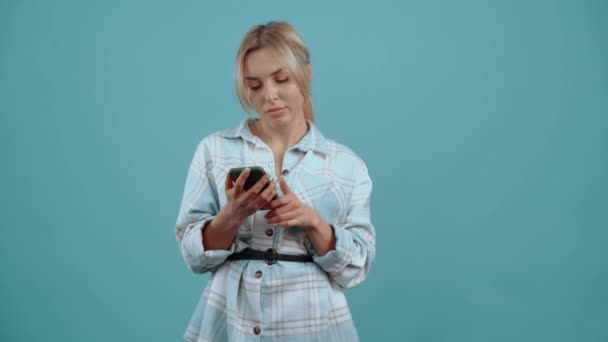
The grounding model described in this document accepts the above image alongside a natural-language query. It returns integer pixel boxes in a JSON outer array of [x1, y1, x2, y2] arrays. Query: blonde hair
[[235, 21, 314, 122]]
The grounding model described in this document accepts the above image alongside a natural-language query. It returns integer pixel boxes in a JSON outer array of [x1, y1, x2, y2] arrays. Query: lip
[[265, 107, 286, 114]]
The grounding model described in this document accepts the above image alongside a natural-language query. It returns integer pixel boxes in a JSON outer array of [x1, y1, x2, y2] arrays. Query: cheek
[[248, 91, 263, 107], [285, 85, 305, 103]]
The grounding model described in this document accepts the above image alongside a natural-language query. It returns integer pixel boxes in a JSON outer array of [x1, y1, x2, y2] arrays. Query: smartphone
[[229, 166, 268, 191], [229, 166, 278, 202]]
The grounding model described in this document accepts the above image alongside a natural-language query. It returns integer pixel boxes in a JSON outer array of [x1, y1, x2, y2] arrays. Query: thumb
[[279, 176, 291, 194]]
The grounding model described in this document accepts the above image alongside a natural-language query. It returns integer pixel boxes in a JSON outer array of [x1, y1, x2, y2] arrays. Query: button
[[255, 271, 263, 279], [265, 229, 274, 237], [281, 169, 289, 176], [253, 326, 261, 335]]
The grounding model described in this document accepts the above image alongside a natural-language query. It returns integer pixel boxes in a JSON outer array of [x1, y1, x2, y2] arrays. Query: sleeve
[[312, 158, 376, 289], [174, 138, 236, 274]]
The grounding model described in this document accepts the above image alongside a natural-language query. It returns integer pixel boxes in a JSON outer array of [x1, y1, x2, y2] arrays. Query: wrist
[[304, 210, 327, 233], [214, 207, 245, 232]]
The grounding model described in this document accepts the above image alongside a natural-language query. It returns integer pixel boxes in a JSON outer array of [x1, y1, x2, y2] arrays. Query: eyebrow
[[245, 68, 284, 81]]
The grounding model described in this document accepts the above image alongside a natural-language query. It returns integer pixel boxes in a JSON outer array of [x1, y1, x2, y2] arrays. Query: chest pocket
[[291, 169, 343, 224]]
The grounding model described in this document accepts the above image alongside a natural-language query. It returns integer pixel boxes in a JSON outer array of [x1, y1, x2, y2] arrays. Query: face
[[244, 48, 309, 125]]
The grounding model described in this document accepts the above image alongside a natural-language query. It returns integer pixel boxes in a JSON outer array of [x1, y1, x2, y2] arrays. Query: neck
[[251, 116, 309, 151]]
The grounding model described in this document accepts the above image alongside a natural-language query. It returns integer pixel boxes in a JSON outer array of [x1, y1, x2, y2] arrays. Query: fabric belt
[[226, 248, 313, 265]]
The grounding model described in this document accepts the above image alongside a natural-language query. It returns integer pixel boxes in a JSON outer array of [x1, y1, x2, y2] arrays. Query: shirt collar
[[219, 118, 330, 156]]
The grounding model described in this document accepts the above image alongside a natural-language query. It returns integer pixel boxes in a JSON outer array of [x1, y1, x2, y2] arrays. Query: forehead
[[244, 48, 286, 78]]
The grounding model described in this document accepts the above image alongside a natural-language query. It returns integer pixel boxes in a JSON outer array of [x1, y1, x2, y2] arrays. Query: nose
[[263, 82, 279, 101]]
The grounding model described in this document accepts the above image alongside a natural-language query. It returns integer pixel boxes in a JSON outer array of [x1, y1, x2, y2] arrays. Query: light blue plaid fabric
[[175, 118, 375, 341]]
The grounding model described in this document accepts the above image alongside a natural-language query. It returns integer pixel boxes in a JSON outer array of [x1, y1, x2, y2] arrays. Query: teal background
[[1, 0, 607, 341]]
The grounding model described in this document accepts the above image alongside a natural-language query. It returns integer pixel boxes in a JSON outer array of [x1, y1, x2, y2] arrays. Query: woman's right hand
[[221, 168, 277, 224]]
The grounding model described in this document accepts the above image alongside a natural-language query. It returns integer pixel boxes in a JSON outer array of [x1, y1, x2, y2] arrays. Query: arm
[[312, 160, 376, 289], [264, 159, 376, 288], [175, 142, 278, 274], [264, 177, 337, 256], [175, 139, 235, 274], [304, 217, 336, 257], [202, 206, 242, 250]]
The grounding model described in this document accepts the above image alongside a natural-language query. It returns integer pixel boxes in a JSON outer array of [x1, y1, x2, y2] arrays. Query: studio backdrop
[[1, 0, 607, 341]]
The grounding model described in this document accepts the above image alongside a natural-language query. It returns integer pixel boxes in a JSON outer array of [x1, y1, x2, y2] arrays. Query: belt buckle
[[263, 248, 278, 265]]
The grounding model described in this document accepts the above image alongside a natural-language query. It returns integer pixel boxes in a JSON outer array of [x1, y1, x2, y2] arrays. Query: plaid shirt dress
[[175, 118, 376, 341]]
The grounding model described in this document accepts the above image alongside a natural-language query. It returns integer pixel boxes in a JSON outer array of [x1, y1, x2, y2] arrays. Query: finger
[[266, 194, 291, 210], [225, 172, 234, 190], [254, 180, 277, 210], [260, 182, 277, 210], [263, 181, 278, 201], [240, 175, 270, 206], [265, 200, 298, 219], [247, 174, 271, 196], [242, 175, 270, 210], [234, 168, 250, 195], [266, 210, 299, 225], [274, 218, 299, 228], [279, 176, 292, 195]]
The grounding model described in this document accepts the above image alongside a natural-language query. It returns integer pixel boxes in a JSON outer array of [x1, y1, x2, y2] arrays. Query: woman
[[175, 21, 375, 341]]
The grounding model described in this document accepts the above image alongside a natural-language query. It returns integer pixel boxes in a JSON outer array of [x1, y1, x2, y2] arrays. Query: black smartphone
[[229, 166, 268, 191], [228, 166, 278, 202]]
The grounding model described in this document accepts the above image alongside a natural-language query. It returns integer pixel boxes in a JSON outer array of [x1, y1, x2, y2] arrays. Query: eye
[[248, 84, 262, 91], [276, 76, 289, 83]]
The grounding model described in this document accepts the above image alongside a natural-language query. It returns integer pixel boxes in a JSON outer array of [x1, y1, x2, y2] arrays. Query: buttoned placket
[[249, 138, 279, 251], [249, 131, 312, 250], [251, 261, 268, 339]]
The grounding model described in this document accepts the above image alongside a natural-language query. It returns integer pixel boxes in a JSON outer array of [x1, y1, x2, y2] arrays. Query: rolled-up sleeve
[[313, 160, 376, 288], [175, 138, 234, 274]]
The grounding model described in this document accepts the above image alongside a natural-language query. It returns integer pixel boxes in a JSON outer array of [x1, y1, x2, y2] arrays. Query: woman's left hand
[[264, 177, 322, 230]]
